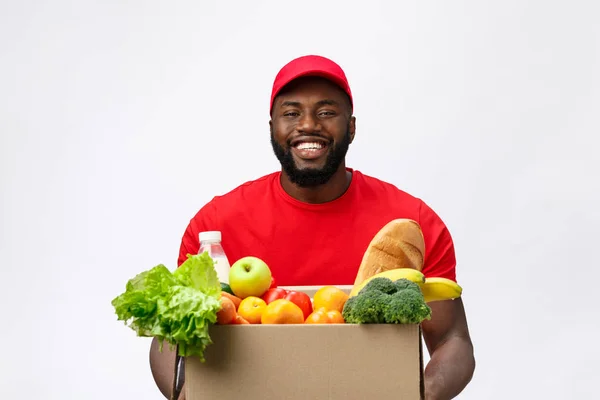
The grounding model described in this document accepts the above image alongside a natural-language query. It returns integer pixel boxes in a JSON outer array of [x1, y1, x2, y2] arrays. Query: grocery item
[[313, 286, 349, 313], [237, 296, 267, 324], [342, 277, 431, 324], [305, 307, 345, 324], [352, 219, 425, 289], [305, 308, 329, 324], [261, 299, 304, 324], [261, 288, 288, 304], [420, 277, 463, 303], [221, 292, 242, 310], [228, 256, 272, 299], [326, 310, 345, 323], [269, 276, 278, 289], [349, 268, 425, 298], [111, 253, 222, 361], [284, 290, 313, 320], [220, 282, 234, 295], [198, 231, 231, 284], [217, 296, 237, 325], [232, 315, 250, 324]]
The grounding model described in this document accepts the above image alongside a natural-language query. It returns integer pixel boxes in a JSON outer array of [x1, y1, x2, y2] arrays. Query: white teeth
[[296, 142, 325, 150]]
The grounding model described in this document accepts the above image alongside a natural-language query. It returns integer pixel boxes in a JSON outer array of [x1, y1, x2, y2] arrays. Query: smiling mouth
[[291, 140, 330, 160], [295, 142, 326, 150]]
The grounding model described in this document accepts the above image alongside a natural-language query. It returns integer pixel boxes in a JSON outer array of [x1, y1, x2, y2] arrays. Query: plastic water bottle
[[198, 231, 231, 283]]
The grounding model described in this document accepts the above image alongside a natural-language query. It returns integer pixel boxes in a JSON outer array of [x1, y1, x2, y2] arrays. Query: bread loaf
[[353, 219, 426, 287]]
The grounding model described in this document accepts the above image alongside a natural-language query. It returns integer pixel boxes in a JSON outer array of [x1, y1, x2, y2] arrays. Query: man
[[149, 55, 475, 399]]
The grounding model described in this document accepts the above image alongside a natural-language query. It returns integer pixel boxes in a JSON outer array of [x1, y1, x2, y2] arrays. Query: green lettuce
[[173, 253, 221, 296], [111, 252, 222, 361]]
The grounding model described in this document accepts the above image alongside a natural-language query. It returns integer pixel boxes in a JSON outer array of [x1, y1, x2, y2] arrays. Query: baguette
[[353, 219, 426, 287]]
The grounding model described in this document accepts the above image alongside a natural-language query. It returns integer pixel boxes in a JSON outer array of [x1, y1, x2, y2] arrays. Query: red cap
[[270, 55, 353, 113]]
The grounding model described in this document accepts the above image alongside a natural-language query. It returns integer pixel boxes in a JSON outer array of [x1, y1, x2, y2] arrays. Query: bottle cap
[[199, 231, 221, 242]]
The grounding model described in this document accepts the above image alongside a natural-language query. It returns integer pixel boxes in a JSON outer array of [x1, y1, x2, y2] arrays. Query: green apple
[[229, 256, 272, 299]]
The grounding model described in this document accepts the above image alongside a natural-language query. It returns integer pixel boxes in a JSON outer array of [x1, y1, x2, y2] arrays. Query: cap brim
[[270, 70, 353, 112]]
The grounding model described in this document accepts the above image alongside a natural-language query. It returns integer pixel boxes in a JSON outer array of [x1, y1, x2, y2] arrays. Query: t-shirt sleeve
[[418, 200, 457, 282], [177, 200, 219, 267]]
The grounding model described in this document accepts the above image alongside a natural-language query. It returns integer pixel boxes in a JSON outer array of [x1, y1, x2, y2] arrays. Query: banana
[[420, 277, 462, 303], [349, 268, 426, 297]]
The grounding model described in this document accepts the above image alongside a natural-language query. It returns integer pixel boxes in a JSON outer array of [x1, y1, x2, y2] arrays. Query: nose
[[297, 113, 321, 133]]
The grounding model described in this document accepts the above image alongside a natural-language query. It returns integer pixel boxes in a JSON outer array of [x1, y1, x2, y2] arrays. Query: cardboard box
[[183, 286, 424, 400]]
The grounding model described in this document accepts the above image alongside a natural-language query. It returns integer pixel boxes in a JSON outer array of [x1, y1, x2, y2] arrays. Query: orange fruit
[[237, 296, 267, 324], [326, 310, 345, 324], [261, 299, 304, 324], [305, 308, 346, 324], [313, 286, 349, 313], [305, 308, 330, 324]]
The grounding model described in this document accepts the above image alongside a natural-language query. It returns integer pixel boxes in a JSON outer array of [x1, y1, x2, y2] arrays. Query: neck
[[280, 164, 353, 204]]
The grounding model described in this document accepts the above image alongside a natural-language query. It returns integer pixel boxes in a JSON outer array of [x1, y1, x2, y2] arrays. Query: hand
[[169, 385, 185, 400]]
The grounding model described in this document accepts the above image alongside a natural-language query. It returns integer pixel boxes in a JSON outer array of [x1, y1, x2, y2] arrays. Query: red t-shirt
[[178, 169, 457, 286]]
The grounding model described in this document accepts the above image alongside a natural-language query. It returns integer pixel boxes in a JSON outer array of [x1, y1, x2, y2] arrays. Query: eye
[[283, 111, 300, 117], [318, 110, 336, 117]]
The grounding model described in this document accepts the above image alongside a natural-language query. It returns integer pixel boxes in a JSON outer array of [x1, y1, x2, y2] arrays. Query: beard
[[270, 129, 352, 188]]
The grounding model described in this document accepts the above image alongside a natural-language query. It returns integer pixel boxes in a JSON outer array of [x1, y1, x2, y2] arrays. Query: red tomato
[[261, 288, 288, 304], [284, 291, 313, 320], [269, 276, 277, 289]]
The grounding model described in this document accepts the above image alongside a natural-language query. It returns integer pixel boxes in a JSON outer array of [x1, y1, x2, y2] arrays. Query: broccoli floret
[[381, 290, 432, 324], [393, 278, 422, 294], [358, 277, 398, 295], [342, 290, 388, 324], [343, 277, 431, 324], [341, 295, 358, 322]]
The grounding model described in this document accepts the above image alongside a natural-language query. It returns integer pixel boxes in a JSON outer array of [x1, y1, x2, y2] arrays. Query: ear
[[348, 116, 356, 143], [269, 120, 273, 135]]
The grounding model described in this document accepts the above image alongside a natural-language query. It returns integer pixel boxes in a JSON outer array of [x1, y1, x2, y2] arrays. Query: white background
[[1, 0, 599, 399]]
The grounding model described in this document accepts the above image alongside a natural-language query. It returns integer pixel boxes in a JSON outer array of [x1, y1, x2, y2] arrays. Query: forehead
[[275, 76, 350, 105]]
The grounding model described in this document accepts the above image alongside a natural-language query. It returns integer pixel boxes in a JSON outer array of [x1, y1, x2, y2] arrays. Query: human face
[[270, 77, 355, 187]]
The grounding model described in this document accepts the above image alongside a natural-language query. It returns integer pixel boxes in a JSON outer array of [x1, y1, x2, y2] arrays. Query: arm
[[150, 202, 218, 398], [149, 337, 186, 400], [421, 298, 475, 400], [416, 200, 474, 398]]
